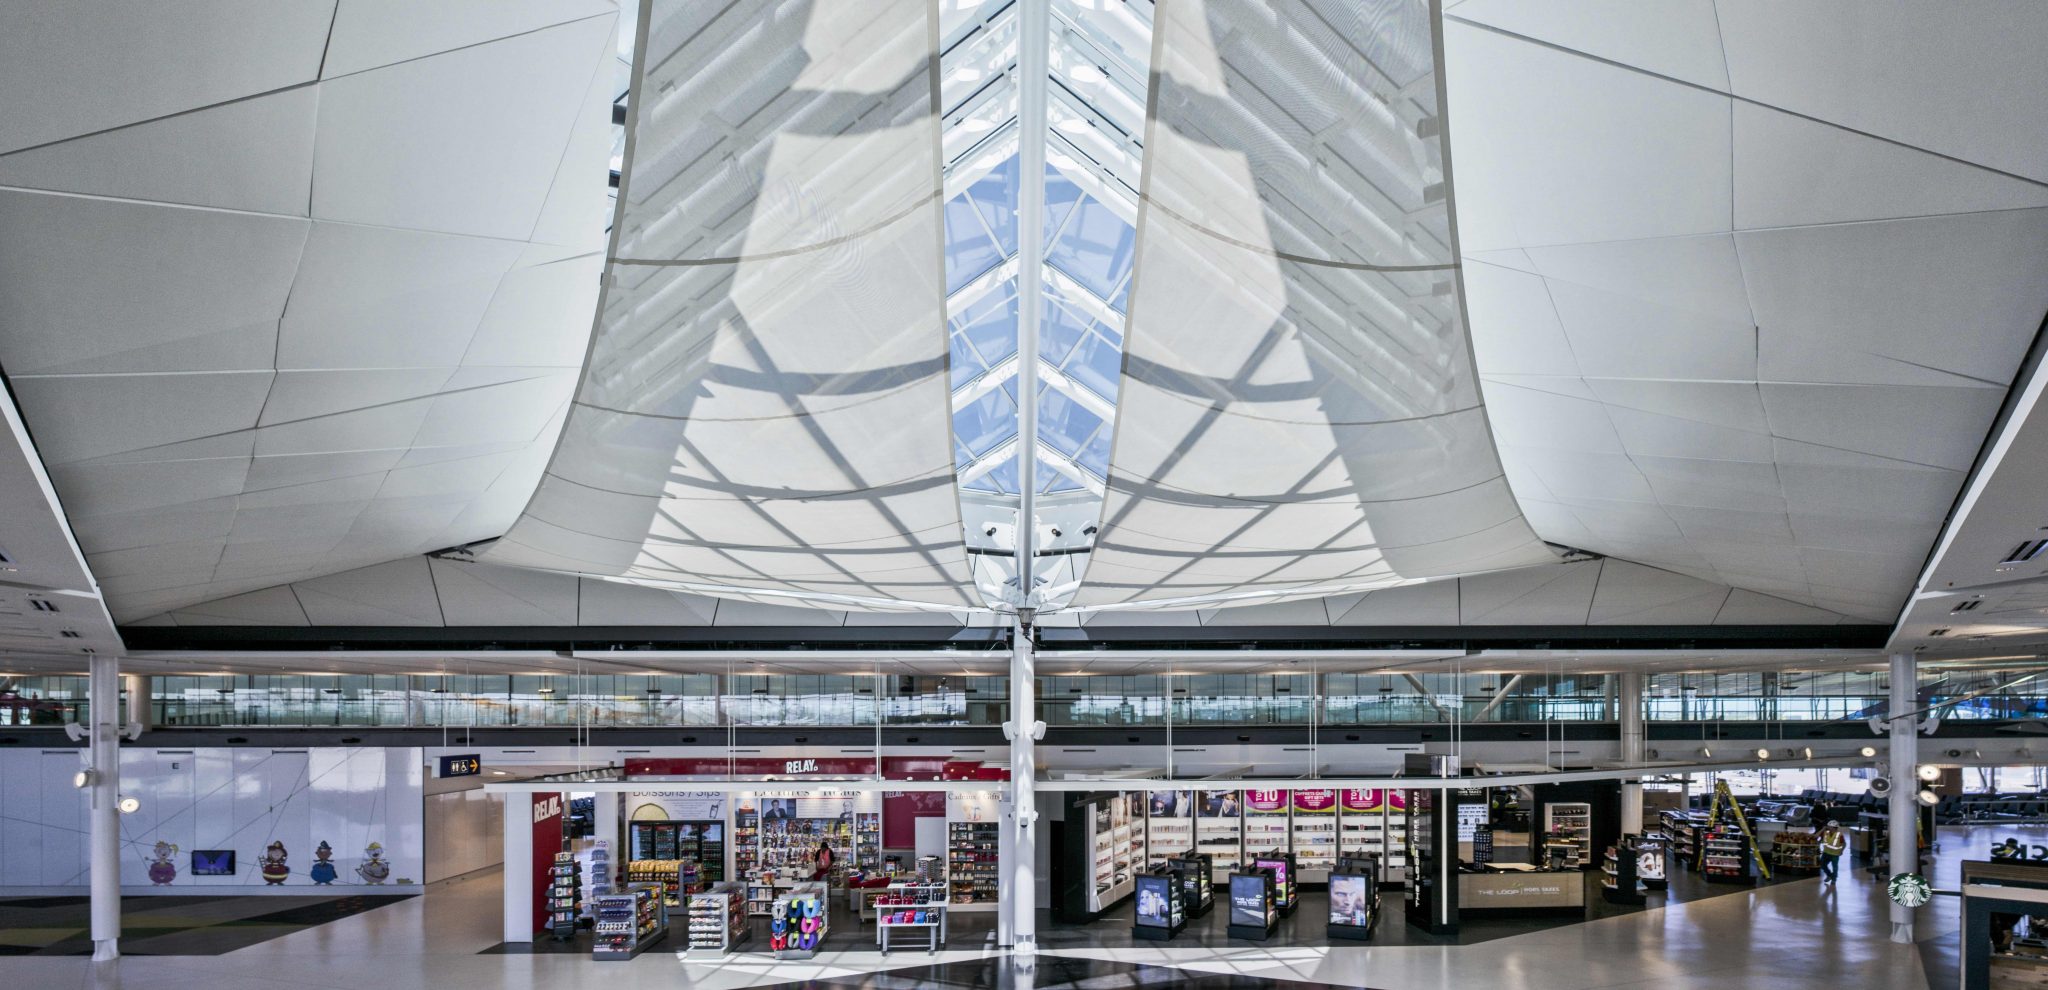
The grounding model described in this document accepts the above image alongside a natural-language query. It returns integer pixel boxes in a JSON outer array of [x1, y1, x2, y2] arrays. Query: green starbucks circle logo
[[1888, 873, 1931, 907]]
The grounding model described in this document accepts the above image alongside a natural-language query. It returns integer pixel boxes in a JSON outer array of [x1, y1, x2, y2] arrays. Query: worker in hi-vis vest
[[1818, 821, 1847, 883]]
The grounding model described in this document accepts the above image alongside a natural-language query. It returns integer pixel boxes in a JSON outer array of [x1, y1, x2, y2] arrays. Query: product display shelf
[[1196, 817, 1243, 882], [592, 883, 666, 961], [1147, 816, 1193, 869], [873, 882, 947, 955], [587, 842, 612, 899], [1660, 811, 1703, 867], [855, 813, 882, 871], [1132, 871, 1187, 941], [548, 851, 582, 941], [1771, 827, 1820, 872], [1339, 809, 1384, 878], [684, 882, 749, 954], [1382, 809, 1409, 882], [1244, 816, 1291, 861], [759, 818, 857, 885], [1700, 828, 1755, 884], [1292, 817, 1338, 877], [947, 820, 999, 905], [625, 858, 691, 905], [1544, 803, 1592, 869], [734, 811, 760, 878], [769, 882, 831, 958], [746, 873, 791, 918], [1601, 843, 1647, 905]]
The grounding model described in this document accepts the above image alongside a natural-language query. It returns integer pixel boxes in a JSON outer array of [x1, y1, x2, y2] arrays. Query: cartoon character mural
[[355, 842, 390, 884], [148, 840, 179, 885], [260, 841, 290, 884], [309, 841, 338, 885]]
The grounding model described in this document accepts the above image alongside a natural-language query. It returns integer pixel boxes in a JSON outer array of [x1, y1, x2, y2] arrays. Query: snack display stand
[[592, 882, 666, 960], [769, 882, 831, 958], [873, 882, 947, 955], [685, 881, 750, 954]]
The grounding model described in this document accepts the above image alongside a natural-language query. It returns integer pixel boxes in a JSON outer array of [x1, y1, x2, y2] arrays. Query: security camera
[[984, 525, 998, 537], [1049, 526, 1062, 538], [1082, 525, 1098, 536]]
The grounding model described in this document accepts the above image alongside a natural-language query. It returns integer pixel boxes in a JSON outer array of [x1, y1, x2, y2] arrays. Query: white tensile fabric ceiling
[[1073, 0, 1557, 608], [481, 0, 982, 610], [11, 1, 2044, 630], [0, 1, 619, 622], [1445, 1, 2048, 623]]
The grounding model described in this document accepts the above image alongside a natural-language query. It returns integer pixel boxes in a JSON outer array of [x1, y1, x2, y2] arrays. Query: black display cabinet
[[1172, 854, 1214, 918], [1226, 869, 1278, 941], [1132, 872, 1187, 941]]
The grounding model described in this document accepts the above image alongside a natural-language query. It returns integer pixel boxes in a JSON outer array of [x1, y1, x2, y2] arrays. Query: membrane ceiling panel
[[0, 0, 619, 622], [1074, 0, 1555, 608], [484, 0, 980, 609], [1446, 0, 2048, 622]]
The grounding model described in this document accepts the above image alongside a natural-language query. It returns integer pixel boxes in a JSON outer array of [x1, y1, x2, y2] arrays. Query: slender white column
[[503, 793, 534, 943], [88, 654, 120, 960], [1888, 650, 1917, 944], [123, 674, 149, 734], [1005, 616, 1039, 952], [1618, 673, 1644, 834], [1013, 0, 1049, 600]]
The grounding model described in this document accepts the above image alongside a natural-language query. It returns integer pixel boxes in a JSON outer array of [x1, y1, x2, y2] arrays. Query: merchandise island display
[[874, 882, 947, 954], [769, 882, 831, 958], [1226, 869, 1278, 941], [1327, 869, 1380, 941], [684, 881, 749, 954], [592, 882, 667, 960], [1132, 871, 1187, 940]]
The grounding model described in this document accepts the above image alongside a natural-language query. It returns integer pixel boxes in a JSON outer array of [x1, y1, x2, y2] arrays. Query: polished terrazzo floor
[[0, 858, 1944, 990]]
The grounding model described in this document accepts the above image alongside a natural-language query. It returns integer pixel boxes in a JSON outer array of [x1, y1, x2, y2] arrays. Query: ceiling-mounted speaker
[[1870, 776, 1893, 798]]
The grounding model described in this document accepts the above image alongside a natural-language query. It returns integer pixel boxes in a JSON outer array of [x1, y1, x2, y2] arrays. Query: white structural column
[[1012, 0, 1049, 602], [1005, 616, 1039, 951], [503, 790, 533, 944], [123, 674, 149, 735], [88, 654, 120, 960], [1888, 650, 1917, 944], [1618, 673, 1644, 835]]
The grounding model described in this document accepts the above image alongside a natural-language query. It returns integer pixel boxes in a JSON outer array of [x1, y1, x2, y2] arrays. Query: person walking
[[1818, 821, 1847, 884]]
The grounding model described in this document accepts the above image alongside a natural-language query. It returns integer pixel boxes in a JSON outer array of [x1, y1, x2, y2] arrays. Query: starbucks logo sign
[[1887, 872, 1931, 907]]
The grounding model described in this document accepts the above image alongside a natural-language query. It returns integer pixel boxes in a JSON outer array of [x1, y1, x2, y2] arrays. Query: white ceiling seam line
[[1442, 14, 2048, 192]]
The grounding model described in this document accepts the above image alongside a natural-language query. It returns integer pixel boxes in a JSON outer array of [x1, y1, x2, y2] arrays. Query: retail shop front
[[488, 758, 1009, 958]]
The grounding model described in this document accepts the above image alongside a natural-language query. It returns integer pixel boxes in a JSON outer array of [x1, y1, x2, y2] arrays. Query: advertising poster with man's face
[[1329, 875, 1371, 926]]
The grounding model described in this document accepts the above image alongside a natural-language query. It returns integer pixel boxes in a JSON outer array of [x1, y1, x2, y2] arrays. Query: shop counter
[[1457, 867, 1586, 911]]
